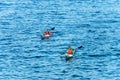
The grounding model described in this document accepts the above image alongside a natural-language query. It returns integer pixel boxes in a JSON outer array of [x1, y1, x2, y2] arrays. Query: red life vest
[[45, 31, 50, 35], [67, 49, 73, 55]]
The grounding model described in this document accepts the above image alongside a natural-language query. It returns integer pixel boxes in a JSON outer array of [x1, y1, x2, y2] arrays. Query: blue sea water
[[0, 0, 120, 80]]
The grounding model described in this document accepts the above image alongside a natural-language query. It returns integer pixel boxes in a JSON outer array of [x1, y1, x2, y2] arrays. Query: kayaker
[[44, 29, 51, 36], [67, 46, 76, 55]]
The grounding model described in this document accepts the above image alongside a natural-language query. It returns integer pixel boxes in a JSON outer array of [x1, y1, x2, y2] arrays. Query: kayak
[[41, 34, 51, 39], [65, 54, 73, 61]]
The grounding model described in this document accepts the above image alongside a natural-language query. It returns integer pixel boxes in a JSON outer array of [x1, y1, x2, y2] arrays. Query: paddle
[[50, 27, 55, 30], [78, 45, 83, 49], [61, 45, 83, 55]]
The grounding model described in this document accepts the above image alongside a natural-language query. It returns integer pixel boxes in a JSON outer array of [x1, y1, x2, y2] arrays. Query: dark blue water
[[0, 0, 120, 80]]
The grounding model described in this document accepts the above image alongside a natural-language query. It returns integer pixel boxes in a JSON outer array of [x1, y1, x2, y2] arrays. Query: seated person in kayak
[[44, 29, 52, 36], [67, 46, 76, 55]]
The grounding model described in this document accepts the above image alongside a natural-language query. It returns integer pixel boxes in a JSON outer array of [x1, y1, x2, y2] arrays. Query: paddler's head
[[68, 46, 71, 49], [46, 29, 49, 31]]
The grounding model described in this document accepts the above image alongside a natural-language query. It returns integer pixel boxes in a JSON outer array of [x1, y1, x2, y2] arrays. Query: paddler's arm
[[72, 49, 76, 54], [50, 32, 52, 35]]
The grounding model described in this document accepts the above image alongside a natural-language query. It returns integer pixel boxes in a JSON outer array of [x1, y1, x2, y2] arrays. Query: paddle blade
[[78, 46, 83, 49], [61, 53, 65, 55], [51, 27, 55, 30]]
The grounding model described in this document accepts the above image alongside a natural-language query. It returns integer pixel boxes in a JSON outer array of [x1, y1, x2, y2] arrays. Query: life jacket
[[45, 31, 50, 35], [67, 49, 73, 55]]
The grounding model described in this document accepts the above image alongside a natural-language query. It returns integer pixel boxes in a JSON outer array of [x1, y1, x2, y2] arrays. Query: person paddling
[[44, 29, 51, 36], [67, 46, 76, 56]]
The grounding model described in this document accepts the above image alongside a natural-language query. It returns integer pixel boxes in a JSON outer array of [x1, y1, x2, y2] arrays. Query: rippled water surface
[[0, 0, 120, 80]]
